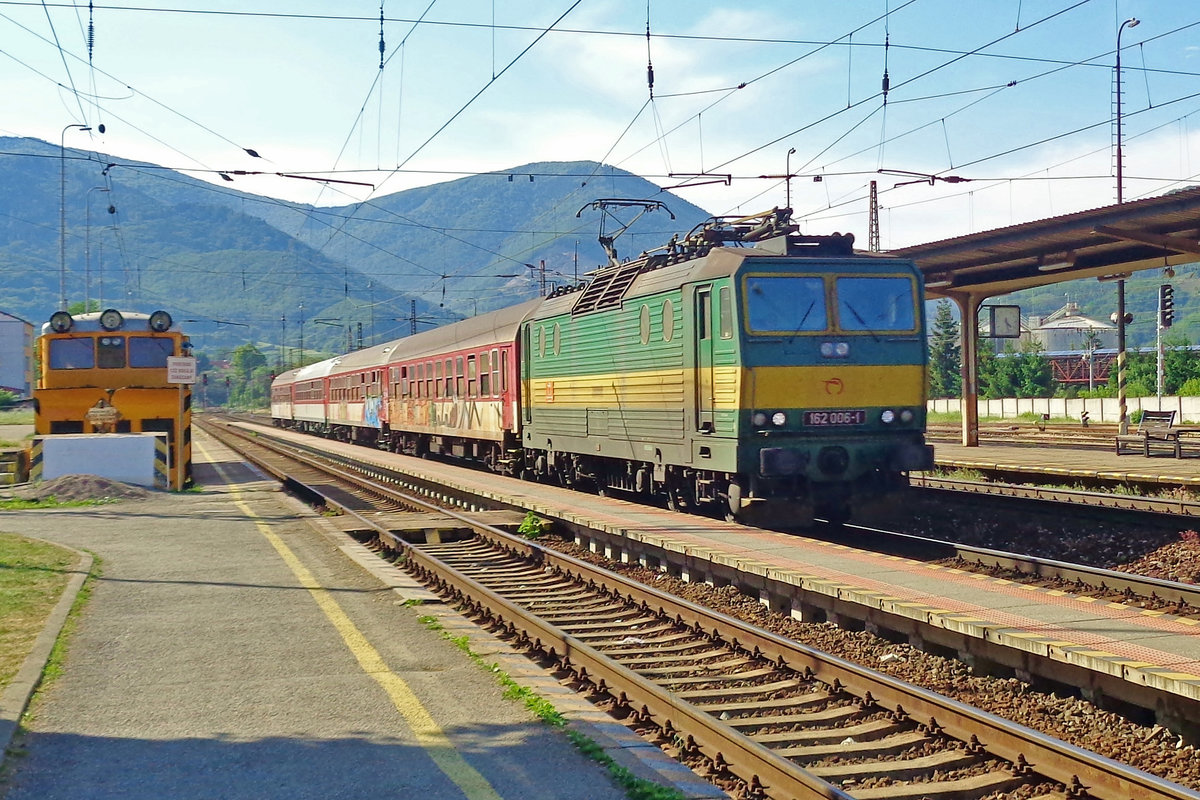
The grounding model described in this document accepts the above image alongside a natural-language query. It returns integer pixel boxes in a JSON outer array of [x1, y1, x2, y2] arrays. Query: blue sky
[[2, 0, 1198, 249]]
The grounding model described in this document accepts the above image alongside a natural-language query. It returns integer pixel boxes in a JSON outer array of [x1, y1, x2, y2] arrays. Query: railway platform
[[0, 429, 722, 800], [235, 423, 1200, 736], [933, 438, 1200, 487]]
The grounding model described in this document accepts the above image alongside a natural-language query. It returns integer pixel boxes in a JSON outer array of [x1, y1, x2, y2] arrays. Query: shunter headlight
[[752, 411, 769, 427], [148, 310, 173, 332], [900, 408, 915, 424], [772, 411, 787, 427], [880, 409, 896, 424], [99, 308, 124, 331], [48, 311, 73, 333]]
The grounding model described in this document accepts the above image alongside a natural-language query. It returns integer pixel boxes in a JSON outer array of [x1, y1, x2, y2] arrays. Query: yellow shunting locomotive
[[32, 309, 192, 488]]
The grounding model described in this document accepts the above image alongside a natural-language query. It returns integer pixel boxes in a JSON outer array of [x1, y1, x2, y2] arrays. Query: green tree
[[928, 300, 961, 398], [1163, 333, 1199, 394], [228, 344, 268, 409], [0, 389, 18, 409], [979, 342, 1020, 399], [1016, 338, 1053, 397]]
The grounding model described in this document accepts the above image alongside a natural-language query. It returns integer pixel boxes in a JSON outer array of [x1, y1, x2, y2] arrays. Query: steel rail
[[203, 418, 1200, 800], [201, 420, 856, 799], [914, 473, 1200, 517]]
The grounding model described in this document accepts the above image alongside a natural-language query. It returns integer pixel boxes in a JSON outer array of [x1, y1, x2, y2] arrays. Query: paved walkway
[[0, 431, 720, 800]]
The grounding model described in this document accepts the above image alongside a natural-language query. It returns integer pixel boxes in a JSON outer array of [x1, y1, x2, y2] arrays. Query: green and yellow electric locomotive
[[518, 209, 933, 524]]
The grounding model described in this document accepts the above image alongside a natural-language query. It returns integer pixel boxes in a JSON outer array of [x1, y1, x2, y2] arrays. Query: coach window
[[467, 354, 478, 397], [479, 351, 491, 396], [48, 338, 94, 370], [501, 350, 509, 393], [719, 288, 733, 339], [443, 359, 452, 396], [97, 336, 126, 368], [491, 348, 500, 396], [663, 299, 675, 342], [400, 366, 409, 397], [455, 356, 465, 397]]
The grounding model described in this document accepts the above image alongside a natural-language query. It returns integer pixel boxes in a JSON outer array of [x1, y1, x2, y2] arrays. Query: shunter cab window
[[97, 337, 126, 368], [48, 339, 94, 369], [744, 275, 827, 334], [130, 336, 174, 368]]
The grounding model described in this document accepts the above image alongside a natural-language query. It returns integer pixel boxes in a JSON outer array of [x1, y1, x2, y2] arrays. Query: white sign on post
[[167, 356, 198, 384]]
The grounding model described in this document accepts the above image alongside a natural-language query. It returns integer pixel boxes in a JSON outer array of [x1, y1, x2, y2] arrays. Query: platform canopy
[[890, 185, 1200, 299]]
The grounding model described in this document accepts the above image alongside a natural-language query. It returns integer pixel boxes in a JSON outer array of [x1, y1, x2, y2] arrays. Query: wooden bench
[[1115, 409, 1180, 457]]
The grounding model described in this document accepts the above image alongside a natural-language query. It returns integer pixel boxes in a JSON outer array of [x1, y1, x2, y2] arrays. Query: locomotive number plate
[[804, 409, 866, 426]]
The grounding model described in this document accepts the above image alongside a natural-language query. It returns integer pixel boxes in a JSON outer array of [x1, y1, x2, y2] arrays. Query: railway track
[[202, 418, 1200, 800]]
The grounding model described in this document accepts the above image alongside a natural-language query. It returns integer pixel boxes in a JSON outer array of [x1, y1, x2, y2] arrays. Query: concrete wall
[[0, 314, 33, 397], [31, 433, 169, 488], [929, 395, 1200, 423]]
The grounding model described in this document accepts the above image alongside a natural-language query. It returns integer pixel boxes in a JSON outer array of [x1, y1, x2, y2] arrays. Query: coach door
[[695, 286, 715, 433]]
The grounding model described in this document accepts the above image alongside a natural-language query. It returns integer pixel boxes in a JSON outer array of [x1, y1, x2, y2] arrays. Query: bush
[[0, 389, 17, 410]]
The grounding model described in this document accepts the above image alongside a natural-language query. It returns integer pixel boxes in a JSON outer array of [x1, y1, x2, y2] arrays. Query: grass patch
[[0, 535, 79, 693], [929, 467, 988, 482], [416, 613, 686, 800], [0, 498, 113, 511], [0, 410, 33, 426]]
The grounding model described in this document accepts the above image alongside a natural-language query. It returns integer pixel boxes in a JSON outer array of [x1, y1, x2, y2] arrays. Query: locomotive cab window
[[835, 276, 917, 332], [744, 275, 827, 334], [130, 336, 174, 368], [97, 337, 126, 368], [48, 338, 94, 370]]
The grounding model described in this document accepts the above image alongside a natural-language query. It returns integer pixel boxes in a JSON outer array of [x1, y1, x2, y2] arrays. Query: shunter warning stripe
[[29, 439, 42, 483], [154, 436, 169, 489]]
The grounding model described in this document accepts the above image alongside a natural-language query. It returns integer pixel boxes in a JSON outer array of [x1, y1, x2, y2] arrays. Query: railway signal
[[1159, 284, 1175, 328]]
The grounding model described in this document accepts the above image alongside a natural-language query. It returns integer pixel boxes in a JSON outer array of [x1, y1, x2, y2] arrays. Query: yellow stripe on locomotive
[[33, 309, 192, 488]]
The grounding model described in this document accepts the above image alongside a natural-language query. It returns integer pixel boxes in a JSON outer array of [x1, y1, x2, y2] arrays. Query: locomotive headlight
[[820, 342, 834, 357], [752, 411, 769, 427], [835, 342, 850, 357], [900, 408, 915, 424], [772, 411, 787, 427], [48, 311, 73, 333], [148, 310, 173, 332], [99, 308, 124, 331], [881, 409, 896, 424]]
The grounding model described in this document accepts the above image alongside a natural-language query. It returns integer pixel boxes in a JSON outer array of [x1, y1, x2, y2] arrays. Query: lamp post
[[60, 123, 94, 311], [785, 147, 796, 209], [85, 186, 112, 313], [1115, 17, 1139, 434]]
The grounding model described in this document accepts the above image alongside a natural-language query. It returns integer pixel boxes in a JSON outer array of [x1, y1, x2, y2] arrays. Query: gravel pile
[[18, 474, 153, 503]]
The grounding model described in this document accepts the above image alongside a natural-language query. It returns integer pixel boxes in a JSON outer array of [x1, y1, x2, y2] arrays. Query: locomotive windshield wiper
[[842, 301, 881, 342], [789, 301, 815, 341]]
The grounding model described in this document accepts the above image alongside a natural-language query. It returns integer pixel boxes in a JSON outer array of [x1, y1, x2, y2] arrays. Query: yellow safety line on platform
[[196, 441, 503, 800]]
